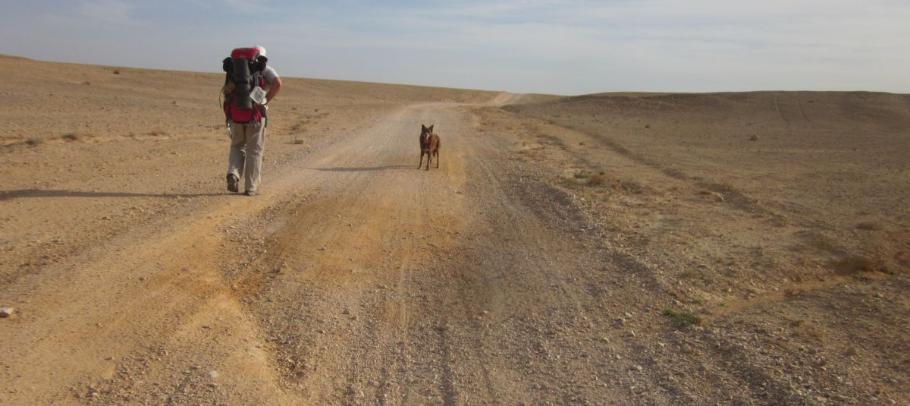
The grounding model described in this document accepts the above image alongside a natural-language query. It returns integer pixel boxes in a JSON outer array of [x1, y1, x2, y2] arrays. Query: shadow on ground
[[0, 189, 225, 201], [312, 165, 415, 172]]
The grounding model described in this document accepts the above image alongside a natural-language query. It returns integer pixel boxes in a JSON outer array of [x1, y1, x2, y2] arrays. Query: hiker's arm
[[266, 77, 282, 104]]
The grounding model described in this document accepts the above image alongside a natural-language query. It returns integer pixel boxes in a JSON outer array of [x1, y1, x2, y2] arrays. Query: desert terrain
[[0, 54, 907, 405]]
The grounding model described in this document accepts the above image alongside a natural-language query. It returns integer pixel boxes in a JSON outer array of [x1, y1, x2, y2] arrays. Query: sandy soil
[[0, 55, 907, 405]]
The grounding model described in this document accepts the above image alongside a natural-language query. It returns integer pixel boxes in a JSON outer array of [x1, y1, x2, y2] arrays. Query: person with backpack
[[222, 46, 282, 196]]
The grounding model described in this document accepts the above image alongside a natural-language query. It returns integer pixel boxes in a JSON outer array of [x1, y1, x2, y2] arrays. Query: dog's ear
[[429, 125, 434, 132], [421, 124, 427, 131]]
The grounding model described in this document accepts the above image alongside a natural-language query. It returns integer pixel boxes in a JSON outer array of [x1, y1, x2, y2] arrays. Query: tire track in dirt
[[223, 104, 475, 404], [4, 100, 682, 404], [228, 102, 656, 404], [0, 106, 420, 404], [0, 181, 309, 404]]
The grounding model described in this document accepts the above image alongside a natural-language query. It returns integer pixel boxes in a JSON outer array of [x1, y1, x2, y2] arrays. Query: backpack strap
[[252, 71, 267, 121]]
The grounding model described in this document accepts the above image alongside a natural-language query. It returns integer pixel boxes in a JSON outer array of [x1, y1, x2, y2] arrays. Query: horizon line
[[3, 52, 906, 98]]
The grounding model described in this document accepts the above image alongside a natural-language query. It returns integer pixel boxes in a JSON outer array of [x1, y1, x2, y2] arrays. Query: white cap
[[255, 45, 267, 58]]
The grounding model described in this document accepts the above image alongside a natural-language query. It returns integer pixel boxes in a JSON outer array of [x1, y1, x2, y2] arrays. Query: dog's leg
[[418, 151, 424, 169], [426, 152, 431, 170], [435, 149, 439, 168]]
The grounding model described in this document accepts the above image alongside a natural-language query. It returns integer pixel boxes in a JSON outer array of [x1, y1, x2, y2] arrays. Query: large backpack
[[222, 47, 268, 123]]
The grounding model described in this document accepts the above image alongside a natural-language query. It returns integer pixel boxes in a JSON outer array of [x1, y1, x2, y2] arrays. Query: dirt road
[[1, 101, 642, 404]]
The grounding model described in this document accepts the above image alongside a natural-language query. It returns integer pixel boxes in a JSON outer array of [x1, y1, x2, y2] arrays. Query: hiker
[[222, 45, 282, 196]]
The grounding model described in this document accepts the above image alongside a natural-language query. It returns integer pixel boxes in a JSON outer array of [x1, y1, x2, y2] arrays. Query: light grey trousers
[[227, 119, 266, 193]]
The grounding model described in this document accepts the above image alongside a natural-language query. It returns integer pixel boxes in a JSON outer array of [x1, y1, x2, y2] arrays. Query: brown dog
[[419, 124, 440, 170]]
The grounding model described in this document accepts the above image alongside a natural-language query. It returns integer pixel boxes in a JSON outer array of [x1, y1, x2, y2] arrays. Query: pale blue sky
[[1, 0, 908, 94]]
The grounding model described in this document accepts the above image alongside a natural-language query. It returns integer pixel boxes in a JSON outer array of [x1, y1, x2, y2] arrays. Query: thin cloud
[[79, 0, 135, 25], [1, 1, 908, 94], [221, 0, 275, 13]]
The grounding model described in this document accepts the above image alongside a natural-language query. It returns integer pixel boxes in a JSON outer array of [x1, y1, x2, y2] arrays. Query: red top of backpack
[[230, 47, 260, 60]]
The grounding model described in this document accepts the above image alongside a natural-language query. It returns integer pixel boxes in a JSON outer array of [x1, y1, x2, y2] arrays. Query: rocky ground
[[0, 56, 907, 404]]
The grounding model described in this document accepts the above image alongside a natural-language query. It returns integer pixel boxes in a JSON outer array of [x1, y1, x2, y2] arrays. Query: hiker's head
[[252, 46, 269, 72]]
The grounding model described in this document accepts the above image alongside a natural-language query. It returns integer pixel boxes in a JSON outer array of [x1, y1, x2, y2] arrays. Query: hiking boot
[[226, 174, 239, 193]]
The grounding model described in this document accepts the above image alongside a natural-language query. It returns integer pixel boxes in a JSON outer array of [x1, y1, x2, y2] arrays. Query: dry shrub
[[679, 270, 699, 280], [833, 255, 885, 275], [587, 172, 607, 186], [783, 288, 803, 298], [855, 222, 880, 231], [562, 169, 593, 186], [561, 169, 617, 188], [663, 309, 701, 328], [61, 133, 80, 141], [794, 320, 826, 344], [663, 168, 686, 178], [618, 180, 644, 194], [25, 137, 43, 146], [699, 190, 725, 202]]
